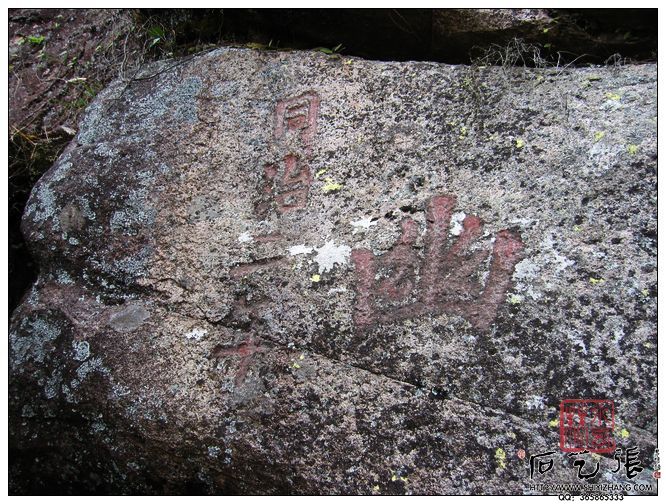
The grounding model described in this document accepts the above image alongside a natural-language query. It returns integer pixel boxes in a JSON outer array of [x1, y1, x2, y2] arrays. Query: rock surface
[[10, 48, 657, 494], [8, 9, 144, 313]]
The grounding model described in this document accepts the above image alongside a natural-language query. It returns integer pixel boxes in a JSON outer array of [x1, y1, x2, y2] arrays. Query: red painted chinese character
[[352, 194, 523, 331], [274, 91, 320, 149]]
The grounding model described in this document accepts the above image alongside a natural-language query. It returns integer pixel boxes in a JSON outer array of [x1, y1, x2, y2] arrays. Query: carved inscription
[[352, 195, 524, 331], [221, 93, 321, 383], [255, 91, 320, 217], [212, 335, 266, 386], [274, 91, 320, 148]]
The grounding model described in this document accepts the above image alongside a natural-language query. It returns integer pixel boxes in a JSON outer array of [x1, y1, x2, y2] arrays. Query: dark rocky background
[[8, 8, 657, 315]]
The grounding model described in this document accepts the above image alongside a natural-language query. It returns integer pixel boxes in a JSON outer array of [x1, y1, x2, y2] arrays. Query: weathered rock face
[[10, 48, 657, 494]]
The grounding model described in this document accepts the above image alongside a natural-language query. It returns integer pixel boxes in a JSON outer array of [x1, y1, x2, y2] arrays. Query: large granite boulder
[[10, 48, 657, 494]]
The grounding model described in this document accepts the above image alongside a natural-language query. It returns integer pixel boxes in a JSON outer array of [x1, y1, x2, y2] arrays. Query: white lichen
[[350, 216, 377, 234], [524, 395, 546, 410], [91, 420, 107, 433], [289, 244, 314, 256], [541, 235, 575, 272], [328, 286, 348, 295], [21, 405, 36, 418], [75, 356, 107, 382], [56, 270, 74, 285], [512, 258, 540, 281], [185, 328, 207, 341], [237, 231, 253, 244], [314, 240, 351, 274], [450, 211, 466, 236], [72, 340, 91, 361], [10, 318, 61, 368], [43, 369, 62, 399]]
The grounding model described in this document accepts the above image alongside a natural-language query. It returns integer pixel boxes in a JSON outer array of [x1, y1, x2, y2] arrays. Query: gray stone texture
[[10, 48, 657, 494]]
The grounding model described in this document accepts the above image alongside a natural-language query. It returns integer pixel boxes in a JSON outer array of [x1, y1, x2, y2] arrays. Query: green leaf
[[146, 25, 165, 39], [27, 35, 45, 45]]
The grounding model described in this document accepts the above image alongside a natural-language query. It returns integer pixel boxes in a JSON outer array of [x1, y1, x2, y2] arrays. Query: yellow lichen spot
[[644, 342, 653, 348], [495, 448, 507, 470], [315, 168, 328, 178], [627, 144, 639, 155], [606, 92, 621, 101], [589, 277, 605, 285], [400, 476, 408, 483], [292, 362, 301, 369], [507, 431, 517, 439], [543, 28, 549, 34], [621, 428, 630, 439], [509, 294, 522, 305], [344, 59, 353, 65], [372, 485, 380, 492], [299, 353, 305, 360], [459, 125, 468, 139], [322, 177, 343, 193], [391, 474, 397, 482], [311, 274, 321, 282], [592, 453, 602, 461], [549, 418, 559, 428], [573, 225, 582, 232], [515, 138, 525, 149], [594, 131, 605, 142], [642, 289, 650, 297]]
